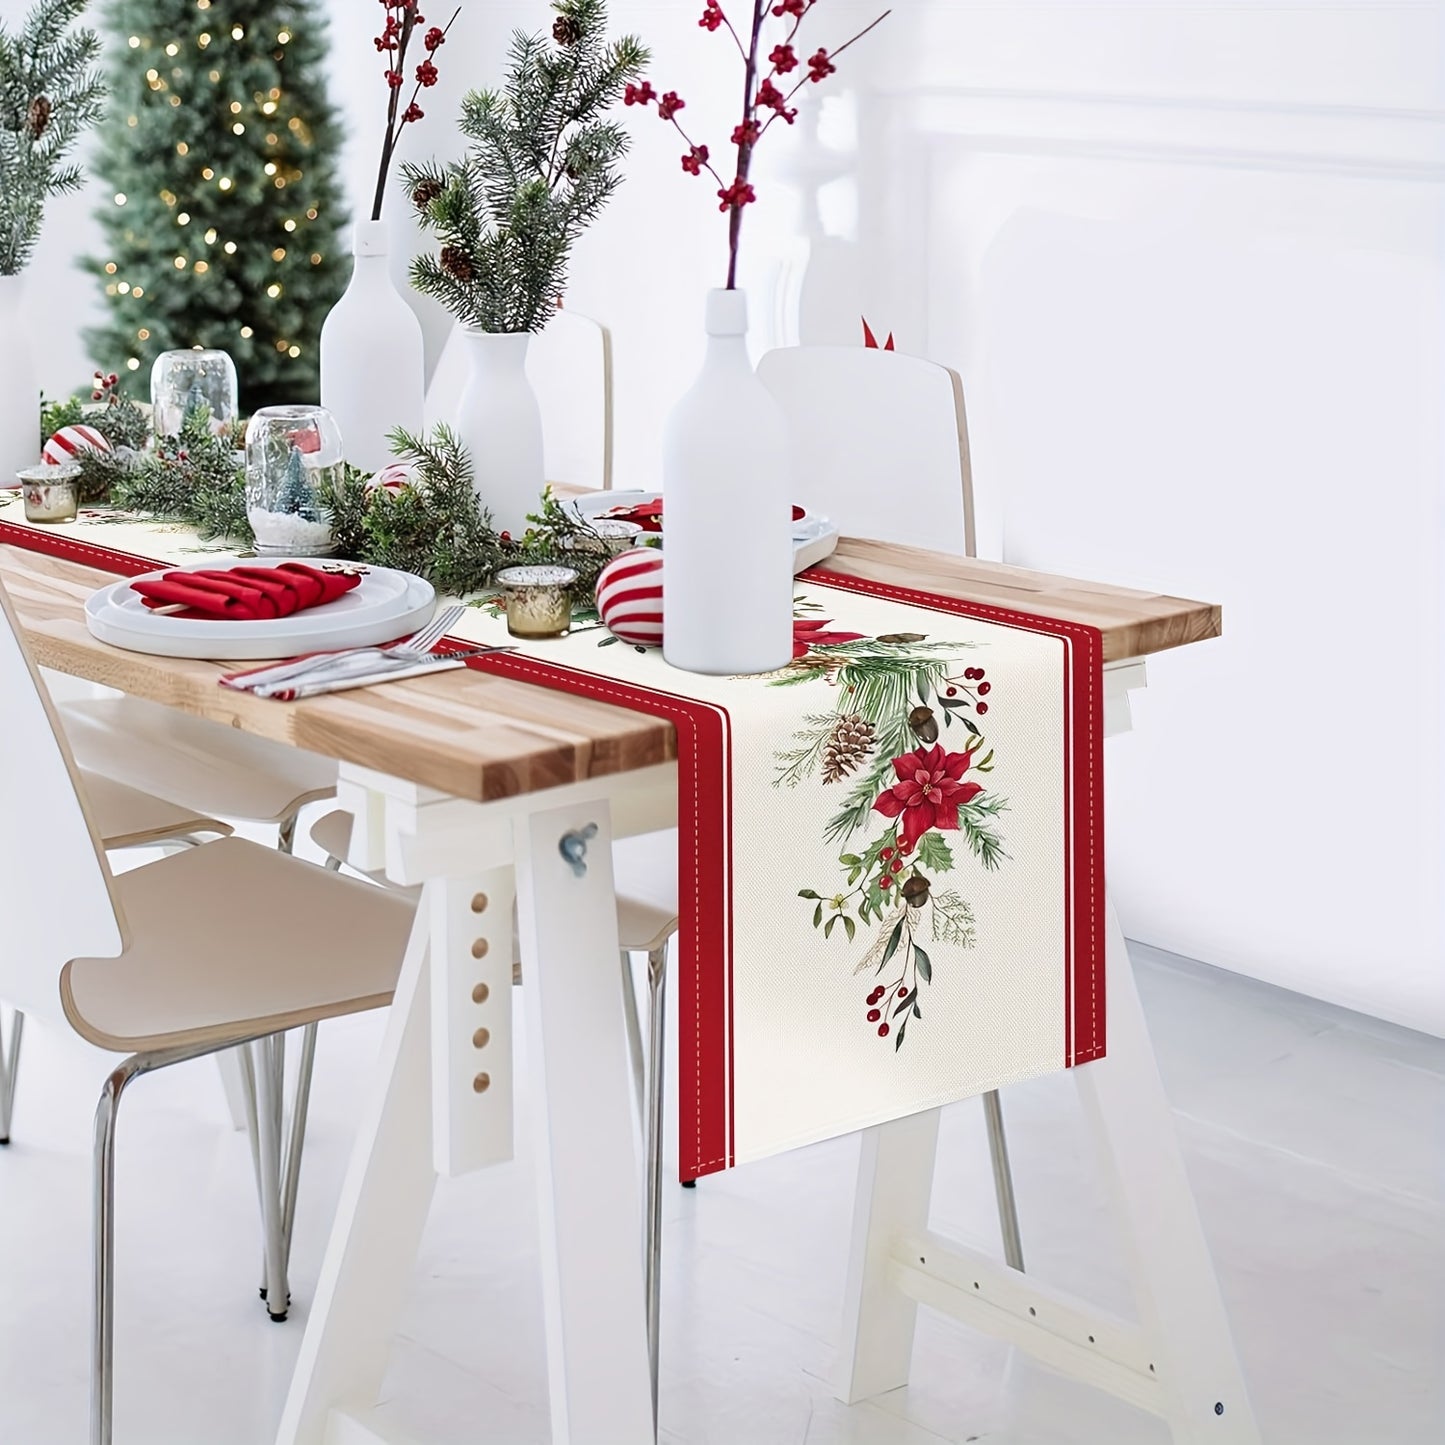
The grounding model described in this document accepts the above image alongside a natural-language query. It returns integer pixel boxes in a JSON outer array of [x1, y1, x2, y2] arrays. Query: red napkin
[[131, 563, 361, 621], [599, 499, 806, 531]]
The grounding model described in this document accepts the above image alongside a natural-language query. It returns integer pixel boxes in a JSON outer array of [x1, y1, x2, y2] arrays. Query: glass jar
[[493, 565, 577, 639], [243, 405, 344, 557], [17, 464, 80, 524], [150, 348, 239, 439]]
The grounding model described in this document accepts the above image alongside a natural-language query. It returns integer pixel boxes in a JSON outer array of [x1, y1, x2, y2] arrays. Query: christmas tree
[[86, 0, 347, 410]]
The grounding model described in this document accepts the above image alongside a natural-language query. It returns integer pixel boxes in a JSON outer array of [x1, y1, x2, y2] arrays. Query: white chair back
[[757, 345, 979, 558], [425, 309, 614, 490], [0, 577, 123, 1026]]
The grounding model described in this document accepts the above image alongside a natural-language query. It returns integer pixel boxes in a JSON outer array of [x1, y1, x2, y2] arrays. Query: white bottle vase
[[662, 288, 793, 675], [450, 329, 545, 536], [319, 219, 425, 473], [0, 274, 39, 486]]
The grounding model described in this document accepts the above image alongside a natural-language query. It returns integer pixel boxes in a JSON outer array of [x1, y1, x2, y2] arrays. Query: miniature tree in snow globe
[[244, 404, 342, 555]]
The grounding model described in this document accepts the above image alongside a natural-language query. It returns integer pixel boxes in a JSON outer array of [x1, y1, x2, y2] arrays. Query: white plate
[[86, 558, 437, 660], [572, 490, 841, 575]]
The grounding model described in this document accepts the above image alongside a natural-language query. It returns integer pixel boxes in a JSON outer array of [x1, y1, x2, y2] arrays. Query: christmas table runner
[[0, 505, 1104, 1180]]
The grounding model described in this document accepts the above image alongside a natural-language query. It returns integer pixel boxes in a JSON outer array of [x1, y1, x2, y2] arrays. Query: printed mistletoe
[[626, 1, 888, 287], [777, 615, 1007, 1050]]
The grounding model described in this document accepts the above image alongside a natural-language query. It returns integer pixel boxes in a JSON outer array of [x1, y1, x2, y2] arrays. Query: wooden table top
[[0, 537, 1218, 804]]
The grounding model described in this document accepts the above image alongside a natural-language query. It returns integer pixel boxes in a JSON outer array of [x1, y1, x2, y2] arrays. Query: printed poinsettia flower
[[873, 743, 983, 849], [793, 616, 867, 659]]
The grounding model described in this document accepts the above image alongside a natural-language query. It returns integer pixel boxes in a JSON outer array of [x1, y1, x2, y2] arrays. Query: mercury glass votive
[[568, 519, 644, 558], [18, 465, 80, 524], [150, 348, 239, 438], [494, 565, 578, 639]]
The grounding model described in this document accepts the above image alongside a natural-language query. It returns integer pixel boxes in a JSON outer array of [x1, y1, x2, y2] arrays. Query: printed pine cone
[[552, 15, 580, 45], [822, 714, 875, 784], [439, 244, 475, 281], [25, 94, 52, 139], [411, 177, 444, 211]]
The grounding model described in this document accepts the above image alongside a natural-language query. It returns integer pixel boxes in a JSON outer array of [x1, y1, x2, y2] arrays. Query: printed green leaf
[[895, 1017, 908, 1050], [893, 988, 917, 1018], [915, 833, 955, 873], [824, 915, 837, 939], [813, 901, 823, 927], [798, 889, 821, 899], [914, 944, 933, 983], [839, 854, 862, 867], [961, 718, 981, 737], [912, 1001, 922, 1019], [879, 919, 904, 971], [843, 915, 857, 943]]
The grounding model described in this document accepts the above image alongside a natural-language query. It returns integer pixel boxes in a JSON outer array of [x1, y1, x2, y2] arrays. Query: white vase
[[0, 274, 39, 486], [662, 288, 793, 675], [319, 219, 425, 474], [450, 329, 544, 536]]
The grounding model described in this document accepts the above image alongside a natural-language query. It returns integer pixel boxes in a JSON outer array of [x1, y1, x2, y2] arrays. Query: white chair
[[0, 572, 416, 1445]]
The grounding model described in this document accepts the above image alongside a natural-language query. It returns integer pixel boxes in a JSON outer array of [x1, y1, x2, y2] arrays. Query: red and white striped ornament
[[595, 547, 663, 647], [42, 424, 111, 466], [365, 462, 413, 496]]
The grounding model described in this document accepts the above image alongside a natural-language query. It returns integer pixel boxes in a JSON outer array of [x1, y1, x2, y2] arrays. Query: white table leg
[[1072, 896, 1261, 1443], [274, 885, 441, 1445], [515, 797, 654, 1445], [835, 1107, 941, 1404], [832, 889, 1259, 1444]]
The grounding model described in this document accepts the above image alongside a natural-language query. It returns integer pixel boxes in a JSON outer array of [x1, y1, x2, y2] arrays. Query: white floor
[[1, 870, 1441, 1443]]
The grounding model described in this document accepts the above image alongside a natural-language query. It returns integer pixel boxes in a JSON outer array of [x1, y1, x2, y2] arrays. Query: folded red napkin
[[599, 498, 807, 532], [130, 563, 361, 621]]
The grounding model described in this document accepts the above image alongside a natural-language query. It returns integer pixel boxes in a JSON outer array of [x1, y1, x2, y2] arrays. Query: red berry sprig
[[625, 1, 891, 288], [370, 1, 460, 221]]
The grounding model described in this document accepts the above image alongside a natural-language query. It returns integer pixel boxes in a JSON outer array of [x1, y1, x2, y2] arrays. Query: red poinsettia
[[873, 744, 983, 849], [792, 616, 865, 658]]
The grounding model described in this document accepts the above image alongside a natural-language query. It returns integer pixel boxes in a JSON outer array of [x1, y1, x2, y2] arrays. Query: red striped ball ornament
[[42, 424, 111, 466], [365, 462, 413, 496], [595, 547, 663, 647]]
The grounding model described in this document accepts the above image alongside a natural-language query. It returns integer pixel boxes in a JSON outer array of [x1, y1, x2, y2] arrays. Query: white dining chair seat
[[62, 837, 412, 1056], [79, 768, 233, 851], [61, 694, 338, 825]]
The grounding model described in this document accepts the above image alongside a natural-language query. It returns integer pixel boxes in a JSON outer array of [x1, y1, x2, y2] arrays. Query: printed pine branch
[[0, 0, 104, 274], [403, 1, 647, 333]]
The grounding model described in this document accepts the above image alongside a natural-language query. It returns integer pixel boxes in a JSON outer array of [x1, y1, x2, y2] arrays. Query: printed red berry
[[898, 986, 908, 997], [880, 846, 893, 860], [964, 668, 977, 680], [976, 702, 988, 715], [946, 687, 957, 696], [975, 669, 985, 679], [890, 858, 904, 873], [878, 1022, 890, 1038], [899, 840, 913, 855], [879, 876, 892, 889], [867, 1009, 880, 1022], [977, 681, 991, 695]]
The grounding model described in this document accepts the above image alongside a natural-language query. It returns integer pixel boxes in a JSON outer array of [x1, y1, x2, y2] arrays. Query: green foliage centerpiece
[[400, 0, 646, 533]]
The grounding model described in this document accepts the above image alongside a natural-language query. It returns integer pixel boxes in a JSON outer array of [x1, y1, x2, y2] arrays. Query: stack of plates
[[571, 491, 841, 574], [85, 558, 437, 660]]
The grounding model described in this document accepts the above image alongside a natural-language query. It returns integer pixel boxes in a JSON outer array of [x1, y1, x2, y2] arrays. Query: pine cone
[[552, 15, 581, 45], [439, 244, 474, 282], [822, 714, 875, 784], [25, 94, 52, 139], [411, 177, 444, 211]]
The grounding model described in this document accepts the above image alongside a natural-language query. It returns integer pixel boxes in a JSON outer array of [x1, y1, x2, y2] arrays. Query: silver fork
[[235, 603, 466, 692]]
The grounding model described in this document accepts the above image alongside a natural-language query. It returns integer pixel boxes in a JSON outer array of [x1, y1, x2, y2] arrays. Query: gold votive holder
[[18, 465, 81, 524], [494, 565, 578, 640]]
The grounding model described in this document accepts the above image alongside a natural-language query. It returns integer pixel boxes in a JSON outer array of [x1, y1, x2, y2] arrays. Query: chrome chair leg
[[643, 944, 668, 1427], [0, 1007, 24, 1144], [252, 1036, 290, 1320], [620, 951, 646, 1120], [982, 1089, 1025, 1271], [91, 1037, 241, 1445], [280, 1023, 318, 1259]]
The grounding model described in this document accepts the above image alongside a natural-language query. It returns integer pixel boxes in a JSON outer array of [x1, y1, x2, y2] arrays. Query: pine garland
[[403, 1, 647, 332], [0, 0, 105, 275]]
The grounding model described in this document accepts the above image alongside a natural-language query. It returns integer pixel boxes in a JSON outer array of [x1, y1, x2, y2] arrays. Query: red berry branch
[[371, 1, 462, 222], [625, 1, 889, 288]]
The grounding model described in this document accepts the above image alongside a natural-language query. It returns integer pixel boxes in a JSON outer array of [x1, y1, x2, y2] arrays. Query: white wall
[[8, 0, 1443, 1033]]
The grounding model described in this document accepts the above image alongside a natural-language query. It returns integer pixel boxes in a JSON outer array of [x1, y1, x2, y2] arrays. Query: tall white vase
[[319, 219, 424, 473], [662, 288, 793, 675], [0, 274, 39, 486], [450, 329, 544, 536]]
